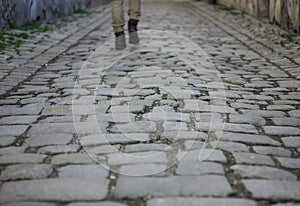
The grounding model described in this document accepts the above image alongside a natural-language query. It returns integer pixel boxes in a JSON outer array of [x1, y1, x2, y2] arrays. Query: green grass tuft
[[75, 9, 92, 15]]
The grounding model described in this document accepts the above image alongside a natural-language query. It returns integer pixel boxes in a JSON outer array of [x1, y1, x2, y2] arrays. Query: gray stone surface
[[281, 136, 300, 147], [177, 149, 227, 163], [231, 165, 296, 180], [0, 178, 109, 202], [0, 146, 27, 155], [115, 175, 232, 197], [252, 146, 292, 157], [25, 134, 73, 147], [0, 136, 17, 146], [119, 164, 168, 176], [232, 152, 275, 166], [66, 202, 127, 206], [80, 133, 149, 146], [37, 145, 81, 155], [107, 151, 168, 165], [0, 116, 38, 125], [58, 165, 108, 178], [51, 153, 94, 165], [1, 203, 56, 206], [147, 198, 257, 206], [176, 161, 225, 175], [0, 1, 299, 205], [221, 132, 280, 146], [0, 164, 53, 181], [264, 126, 300, 136], [276, 157, 300, 169], [0, 154, 46, 164], [242, 179, 300, 200], [0, 125, 29, 136]]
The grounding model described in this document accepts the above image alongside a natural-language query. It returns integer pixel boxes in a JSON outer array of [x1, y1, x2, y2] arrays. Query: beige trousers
[[111, 0, 141, 33]]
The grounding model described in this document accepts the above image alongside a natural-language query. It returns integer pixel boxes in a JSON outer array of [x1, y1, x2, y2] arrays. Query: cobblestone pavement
[[0, 1, 300, 206]]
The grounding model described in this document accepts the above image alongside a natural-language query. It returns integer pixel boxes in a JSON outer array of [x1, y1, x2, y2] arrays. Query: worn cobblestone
[[0, 0, 299, 205]]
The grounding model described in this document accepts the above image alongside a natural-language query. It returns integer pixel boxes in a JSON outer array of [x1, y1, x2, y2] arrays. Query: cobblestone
[[231, 165, 296, 180], [255, 145, 292, 156], [0, 0, 299, 205], [232, 152, 275, 166], [0, 178, 109, 202], [115, 175, 232, 197], [242, 180, 300, 200], [0, 154, 46, 164], [0, 164, 53, 181], [147, 198, 257, 206], [276, 157, 300, 169]]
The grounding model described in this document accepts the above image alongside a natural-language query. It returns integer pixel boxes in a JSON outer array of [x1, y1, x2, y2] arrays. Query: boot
[[128, 19, 139, 44], [115, 31, 126, 50]]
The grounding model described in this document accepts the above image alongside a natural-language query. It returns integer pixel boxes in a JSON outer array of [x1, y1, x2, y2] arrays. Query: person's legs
[[111, 0, 126, 50], [128, 0, 141, 44]]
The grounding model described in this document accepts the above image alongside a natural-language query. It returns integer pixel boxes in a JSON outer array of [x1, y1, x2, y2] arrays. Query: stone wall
[[269, 0, 300, 33], [216, 0, 300, 33], [0, 0, 109, 30]]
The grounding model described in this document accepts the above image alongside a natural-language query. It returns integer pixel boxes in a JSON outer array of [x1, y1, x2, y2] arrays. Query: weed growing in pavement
[[280, 32, 297, 42], [216, 5, 247, 17]]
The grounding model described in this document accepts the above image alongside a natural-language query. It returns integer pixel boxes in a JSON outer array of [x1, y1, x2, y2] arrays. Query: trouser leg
[[128, 0, 141, 21], [111, 0, 125, 33]]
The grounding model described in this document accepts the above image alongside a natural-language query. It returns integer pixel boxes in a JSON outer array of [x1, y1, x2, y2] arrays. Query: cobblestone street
[[0, 0, 300, 206]]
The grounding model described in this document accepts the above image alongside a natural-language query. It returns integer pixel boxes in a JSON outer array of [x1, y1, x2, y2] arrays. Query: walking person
[[111, 0, 141, 50]]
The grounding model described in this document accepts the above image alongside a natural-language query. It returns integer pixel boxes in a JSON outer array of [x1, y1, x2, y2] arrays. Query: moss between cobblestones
[[0, 9, 93, 53], [216, 4, 247, 17], [280, 33, 297, 42], [222, 150, 252, 198]]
